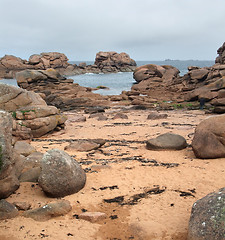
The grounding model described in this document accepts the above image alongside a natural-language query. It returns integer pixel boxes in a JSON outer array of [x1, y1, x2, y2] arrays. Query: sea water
[[70, 60, 214, 95], [0, 60, 214, 95]]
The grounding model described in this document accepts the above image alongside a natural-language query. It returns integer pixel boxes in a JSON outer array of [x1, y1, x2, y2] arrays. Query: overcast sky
[[0, 0, 225, 61]]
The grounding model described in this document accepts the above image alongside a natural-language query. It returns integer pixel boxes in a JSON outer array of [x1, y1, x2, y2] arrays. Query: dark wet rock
[[23, 200, 72, 221], [38, 149, 86, 197], [147, 112, 168, 120], [14, 141, 36, 157], [19, 167, 41, 182], [84, 107, 106, 114], [187, 187, 225, 240], [192, 115, 225, 159], [146, 133, 187, 150], [0, 199, 18, 220]]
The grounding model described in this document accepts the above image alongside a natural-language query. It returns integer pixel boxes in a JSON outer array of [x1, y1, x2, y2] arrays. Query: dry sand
[[1, 107, 225, 240]]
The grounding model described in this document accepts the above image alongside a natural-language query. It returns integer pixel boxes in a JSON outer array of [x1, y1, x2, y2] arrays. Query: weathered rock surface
[[0, 51, 136, 79], [15, 69, 110, 111], [13, 201, 31, 211], [215, 42, 225, 64], [0, 199, 18, 220], [187, 188, 225, 240], [0, 84, 67, 138], [79, 212, 107, 223], [38, 149, 86, 197], [94, 51, 136, 73], [64, 139, 106, 152], [147, 112, 168, 120], [14, 141, 36, 157], [146, 133, 187, 150], [19, 167, 41, 183], [0, 111, 22, 199], [192, 115, 225, 159], [23, 200, 72, 221]]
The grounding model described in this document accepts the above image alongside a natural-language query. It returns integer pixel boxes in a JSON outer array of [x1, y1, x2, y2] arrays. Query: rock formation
[[94, 51, 136, 73], [0, 111, 23, 199], [215, 42, 225, 64], [15, 69, 110, 111], [187, 188, 225, 240], [0, 51, 137, 79], [192, 114, 225, 159], [0, 83, 67, 138]]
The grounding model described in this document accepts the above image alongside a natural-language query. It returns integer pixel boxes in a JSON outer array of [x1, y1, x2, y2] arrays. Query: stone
[[79, 212, 107, 223], [38, 149, 86, 197], [187, 187, 225, 240], [23, 200, 72, 221], [19, 167, 41, 182], [14, 141, 36, 157], [112, 113, 128, 119], [67, 115, 86, 122], [215, 42, 225, 64], [13, 202, 31, 211], [0, 199, 18, 220], [147, 112, 168, 120], [64, 140, 102, 152], [146, 133, 187, 150], [189, 68, 209, 81], [94, 51, 136, 72], [192, 115, 225, 159], [23, 151, 44, 170], [0, 111, 21, 199]]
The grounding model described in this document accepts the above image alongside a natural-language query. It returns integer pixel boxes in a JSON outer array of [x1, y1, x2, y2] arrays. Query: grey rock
[[38, 149, 86, 197], [0, 199, 18, 220], [187, 188, 225, 240], [19, 167, 41, 182], [23, 200, 72, 221], [146, 133, 187, 150]]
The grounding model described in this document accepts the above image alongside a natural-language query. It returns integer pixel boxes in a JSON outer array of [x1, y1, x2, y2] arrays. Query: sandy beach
[[1, 107, 225, 240]]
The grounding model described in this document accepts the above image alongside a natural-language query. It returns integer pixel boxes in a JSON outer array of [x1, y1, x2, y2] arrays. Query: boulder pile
[[15, 69, 110, 111], [0, 51, 137, 79], [0, 83, 66, 138], [94, 51, 136, 73]]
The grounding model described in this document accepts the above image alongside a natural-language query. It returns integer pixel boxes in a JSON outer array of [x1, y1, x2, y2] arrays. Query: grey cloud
[[0, 0, 225, 60]]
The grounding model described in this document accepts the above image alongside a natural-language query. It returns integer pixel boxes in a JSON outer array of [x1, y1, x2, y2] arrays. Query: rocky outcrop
[[0, 83, 67, 138], [131, 64, 183, 104], [215, 42, 225, 64], [187, 188, 225, 240], [0, 51, 136, 79], [192, 115, 225, 159], [0, 111, 23, 199], [15, 69, 110, 111], [38, 149, 86, 197], [94, 51, 136, 73]]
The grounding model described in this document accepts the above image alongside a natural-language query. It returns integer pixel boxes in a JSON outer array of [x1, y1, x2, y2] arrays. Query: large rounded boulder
[[187, 188, 225, 240], [38, 149, 86, 197], [192, 115, 225, 159]]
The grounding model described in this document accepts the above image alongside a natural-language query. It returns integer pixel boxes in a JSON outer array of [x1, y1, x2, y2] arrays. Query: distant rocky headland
[[0, 51, 137, 79]]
